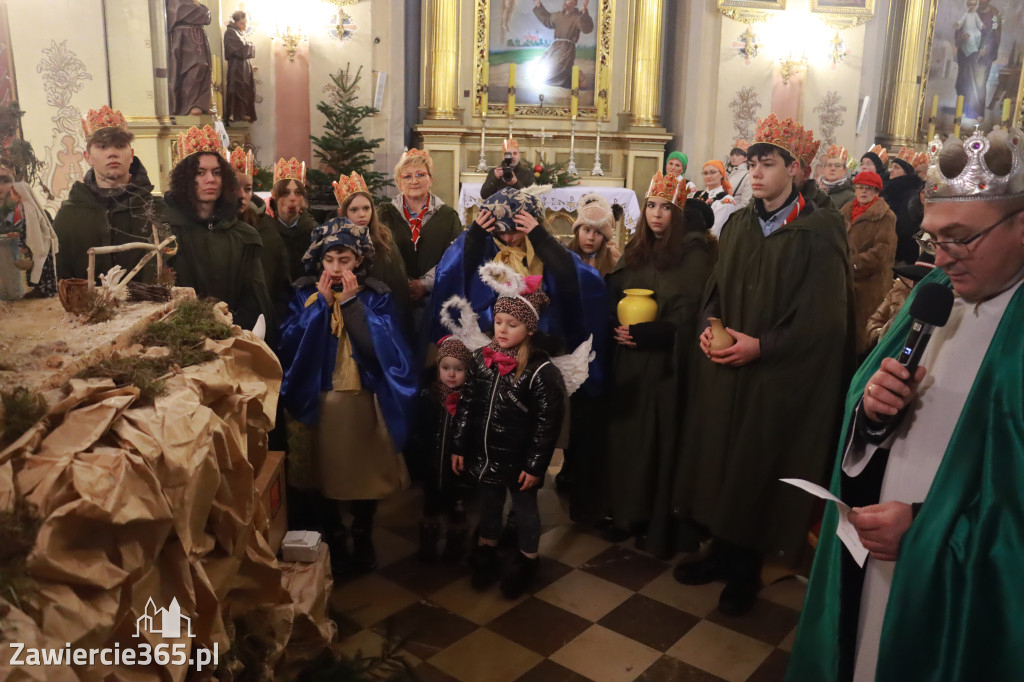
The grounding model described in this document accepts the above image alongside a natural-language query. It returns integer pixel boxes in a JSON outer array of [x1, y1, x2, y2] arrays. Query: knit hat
[[480, 262, 550, 333], [852, 171, 883, 191], [572, 192, 617, 242], [480, 186, 546, 233], [682, 198, 715, 234], [890, 157, 915, 177], [667, 151, 688, 174], [437, 335, 473, 367], [860, 152, 890, 181], [701, 160, 733, 195], [303, 217, 375, 268]]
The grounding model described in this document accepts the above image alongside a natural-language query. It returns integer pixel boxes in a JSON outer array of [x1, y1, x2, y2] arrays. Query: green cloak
[[606, 233, 716, 556], [253, 213, 293, 323], [378, 199, 463, 279], [53, 162, 167, 283], [673, 201, 855, 562], [259, 210, 317, 284], [165, 200, 274, 331], [787, 269, 1024, 682], [368, 241, 411, 334]]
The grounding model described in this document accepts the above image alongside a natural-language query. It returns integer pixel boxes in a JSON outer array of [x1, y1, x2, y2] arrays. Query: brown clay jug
[[707, 317, 736, 351]]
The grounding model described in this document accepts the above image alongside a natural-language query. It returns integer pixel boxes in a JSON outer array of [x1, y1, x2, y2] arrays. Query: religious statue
[[167, 0, 213, 116], [223, 11, 257, 123], [532, 0, 593, 89], [954, 0, 1002, 121]]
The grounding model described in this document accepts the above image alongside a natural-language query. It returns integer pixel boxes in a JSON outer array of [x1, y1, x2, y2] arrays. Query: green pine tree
[[310, 64, 392, 198]]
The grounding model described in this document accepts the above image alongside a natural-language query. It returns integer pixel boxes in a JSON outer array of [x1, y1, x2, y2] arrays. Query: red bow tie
[[444, 391, 460, 416], [482, 347, 517, 375]]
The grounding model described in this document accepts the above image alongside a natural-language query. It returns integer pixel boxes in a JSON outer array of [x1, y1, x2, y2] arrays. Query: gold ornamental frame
[[472, 0, 614, 120], [809, 0, 876, 29], [716, 0, 785, 25]]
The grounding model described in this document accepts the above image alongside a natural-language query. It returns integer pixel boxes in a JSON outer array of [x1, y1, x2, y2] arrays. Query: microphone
[[897, 282, 954, 374]]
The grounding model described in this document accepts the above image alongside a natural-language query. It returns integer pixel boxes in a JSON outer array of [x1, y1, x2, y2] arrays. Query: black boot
[[441, 525, 468, 564], [500, 552, 540, 599], [498, 511, 519, 549], [672, 541, 729, 585], [471, 544, 501, 591], [717, 547, 762, 616], [350, 524, 377, 573], [327, 526, 350, 578], [418, 521, 441, 563]]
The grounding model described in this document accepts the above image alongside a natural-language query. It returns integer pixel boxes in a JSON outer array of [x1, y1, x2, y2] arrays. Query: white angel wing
[[251, 314, 267, 340], [550, 335, 595, 396], [439, 296, 492, 350]]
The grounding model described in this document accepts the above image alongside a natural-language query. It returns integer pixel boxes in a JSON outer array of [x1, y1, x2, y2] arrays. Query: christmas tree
[[310, 64, 391, 198]]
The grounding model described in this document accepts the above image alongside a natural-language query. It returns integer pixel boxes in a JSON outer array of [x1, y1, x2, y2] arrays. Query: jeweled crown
[[333, 171, 370, 206], [503, 138, 519, 152], [897, 146, 929, 170], [175, 125, 222, 163], [868, 144, 889, 165], [754, 114, 805, 158], [925, 127, 1024, 203], [826, 144, 848, 162], [273, 157, 307, 185], [82, 105, 128, 139], [799, 128, 821, 168], [224, 146, 254, 175], [402, 148, 430, 161], [733, 139, 750, 152], [646, 171, 685, 208]]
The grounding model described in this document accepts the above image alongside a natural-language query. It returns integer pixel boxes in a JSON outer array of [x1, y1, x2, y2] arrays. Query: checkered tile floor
[[331, 461, 806, 682]]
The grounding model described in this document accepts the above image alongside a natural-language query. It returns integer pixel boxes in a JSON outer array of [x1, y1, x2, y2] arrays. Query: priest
[[787, 128, 1024, 681]]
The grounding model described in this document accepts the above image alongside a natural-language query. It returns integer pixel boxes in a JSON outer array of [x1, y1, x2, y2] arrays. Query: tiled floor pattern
[[331, 463, 806, 682]]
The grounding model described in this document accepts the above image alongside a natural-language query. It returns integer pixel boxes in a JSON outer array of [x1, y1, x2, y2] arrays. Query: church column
[[874, 0, 935, 148], [627, 0, 665, 128], [422, 0, 459, 120]]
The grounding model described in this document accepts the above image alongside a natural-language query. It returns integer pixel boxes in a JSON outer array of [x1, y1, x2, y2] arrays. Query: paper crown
[[825, 144, 849, 162], [503, 138, 519, 152], [176, 125, 222, 162], [733, 139, 750, 152], [333, 171, 370, 206], [81, 105, 128, 139], [273, 157, 306, 185], [224, 146, 254, 175], [925, 127, 1024, 203], [646, 171, 686, 208], [897, 146, 930, 170], [754, 114, 805, 158], [799, 129, 821, 167], [402, 148, 430, 161], [867, 144, 889, 165]]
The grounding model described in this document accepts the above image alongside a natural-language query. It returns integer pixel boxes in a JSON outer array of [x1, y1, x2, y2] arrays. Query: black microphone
[[897, 282, 954, 375]]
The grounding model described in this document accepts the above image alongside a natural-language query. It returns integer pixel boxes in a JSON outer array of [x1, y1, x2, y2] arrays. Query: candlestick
[[567, 117, 578, 176], [953, 95, 964, 138], [507, 63, 516, 114], [1002, 98, 1012, 127], [481, 61, 489, 112], [570, 66, 580, 119], [591, 121, 604, 176], [476, 114, 489, 172], [926, 95, 938, 141]]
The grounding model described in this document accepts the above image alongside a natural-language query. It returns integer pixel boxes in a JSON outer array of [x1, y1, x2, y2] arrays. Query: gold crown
[[333, 171, 370, 206], [799, 129, 821, 167], [273, 157, 306, 185], [503, 138, 519, 152], [646, 171, 686, 208], [925, 128, 1024, 203], [733, 139, 750, 152], [897, 146, 929, 170], [223, 146, 254, 175], [81, 105, 128, 139], [402, 148, 430, 162], [825, 144, 848, 162], [868, 144, 889, 165], [754, 114, 805, 158], [175, 125, 222, 163]]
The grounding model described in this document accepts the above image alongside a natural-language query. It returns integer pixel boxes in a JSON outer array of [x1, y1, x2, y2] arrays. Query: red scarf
[[444, 392, 460, 417], [781, 193, 807, 227], [482, 346, 518, 375], [403, 200, 428, 247], [851, 197, 877, 223]]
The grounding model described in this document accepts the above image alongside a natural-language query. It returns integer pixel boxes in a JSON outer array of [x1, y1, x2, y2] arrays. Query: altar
[[458, 183, 642, 245]]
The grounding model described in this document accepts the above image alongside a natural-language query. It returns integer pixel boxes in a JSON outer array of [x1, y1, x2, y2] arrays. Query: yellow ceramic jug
[[617, 289, 658, 326]]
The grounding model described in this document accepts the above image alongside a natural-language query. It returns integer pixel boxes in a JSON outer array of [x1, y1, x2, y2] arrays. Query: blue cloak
[[278, 285, 418, 451], [430, 229, 610, 393]]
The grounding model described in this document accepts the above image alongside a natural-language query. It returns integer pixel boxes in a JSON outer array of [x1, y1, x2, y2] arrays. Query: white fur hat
[[572, 193, 617, 242]]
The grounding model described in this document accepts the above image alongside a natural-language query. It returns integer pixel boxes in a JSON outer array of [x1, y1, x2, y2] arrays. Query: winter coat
[[407, 383, 473, 493], [865, 275, 913, 349], [480, 162, 537, 200], [451, 347, 566, 487], [378, 197, 463, 280], [258, 211, 318, 282], [841, 198, 897, 354], [822, 177, 855, 212], [882, 173, 925, 264]]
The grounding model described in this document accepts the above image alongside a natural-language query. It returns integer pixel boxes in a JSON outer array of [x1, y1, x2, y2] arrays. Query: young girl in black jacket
[[450, 264, 567, 599]]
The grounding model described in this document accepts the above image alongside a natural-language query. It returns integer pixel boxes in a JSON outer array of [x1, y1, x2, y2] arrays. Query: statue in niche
[[223, 11, 256, 123], [167, 0, 213, 116]]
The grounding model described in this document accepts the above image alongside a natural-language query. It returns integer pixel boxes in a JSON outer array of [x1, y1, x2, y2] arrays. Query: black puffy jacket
[[451, 347, 566, 486], [406, 384, 473, 493]]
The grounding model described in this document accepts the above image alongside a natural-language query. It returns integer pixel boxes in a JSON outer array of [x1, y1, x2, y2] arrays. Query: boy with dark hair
[[53, 105, 167, 283], [673, 114, 854, 616], [258, 158, 317, 282]]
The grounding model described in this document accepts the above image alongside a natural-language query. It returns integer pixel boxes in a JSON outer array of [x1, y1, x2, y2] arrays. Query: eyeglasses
[[400, 172, 429, 182], [914, 206, 1024, 259]]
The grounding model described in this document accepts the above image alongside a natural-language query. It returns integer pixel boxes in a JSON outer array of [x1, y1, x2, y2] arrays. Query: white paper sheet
[[781, 478, 869, 567]]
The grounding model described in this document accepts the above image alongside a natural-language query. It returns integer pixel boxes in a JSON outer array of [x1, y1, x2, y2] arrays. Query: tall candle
[[508, 63, 516, 115], [953, 95, 964, 138], [481, 61, 489, 113], [927, 95, 938, 140], [1002, 98, 1012, 126], [570, 66, 580, 119]]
